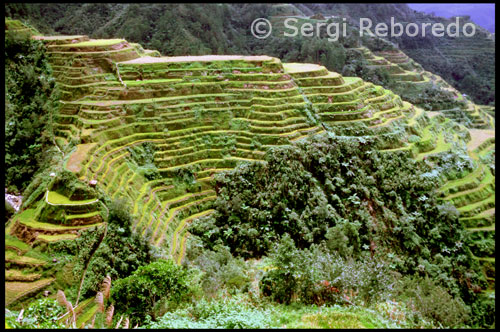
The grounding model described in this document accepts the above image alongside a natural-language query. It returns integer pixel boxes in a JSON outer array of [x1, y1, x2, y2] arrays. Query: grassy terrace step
[[478, 147, 495, 160], [305, 86, 372, 103], [443, 181, 494, 208], [47, 45, 139, 59], [48, 38, 127, 51], [104, 163, 130, 195], [5, 278, 55, 307], [46, 191, 98, 205], [457, 194, 496, 218], [110, 168, 134, 200], [228, 86, 301, 98], [35, 233, 79, 242], [82, 135, 164, 165], [5, 250, 47, 267], [293, 72, 344, 86], [87, 120, 217, 143], [158, 156, 262, 177], [95, 150, 128, 183], [5, 270, 42, 282], [299, 79, 367, 95], [442, 169, 494, 205], [14, 208, 102, 232], [155, 195, 217, 246], [196, 167, 234, 178], [467, 224, 495, 232], [82, 138, 163, 179], [155, 148, 265, 168], [132, 179, 174, 215], [440, 161, 486, 192], [249, 122, 311, 134], [171, 209, 215, 263], [460, 208, 495, 228], [155, 141, 265, 158], [119, 54, 276, 64], [323, 105, 403, 126], [56, 73, 116, 85], [235, 116, 308, 128], [118, 66, 277, 80], [369, 113, 408, 129], [133, 185, 175, 231], [77, 116, 124, 129], [142, 189, 215, 238], [147, 191, 215, 240], [5, 235, 31, 254], [65, 210, 102, 221], [248, 108, 306, 121], [416, 131, 452, 161], [123, 78, 295, 91]]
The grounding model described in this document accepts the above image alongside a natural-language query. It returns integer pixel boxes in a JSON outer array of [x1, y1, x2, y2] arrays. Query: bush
[[184, 239, 251, 296], [261, 234, 395, 306], [110, 259, 192, 324], [393, 276, 470, 328]]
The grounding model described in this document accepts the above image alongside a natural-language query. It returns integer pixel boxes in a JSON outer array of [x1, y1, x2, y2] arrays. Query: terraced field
[[267, 14, 494, 130], [37, 33, 425, 261], [365, 47, 494, 130], [447, 133, 495, 289], [5, 21, 495, 307]]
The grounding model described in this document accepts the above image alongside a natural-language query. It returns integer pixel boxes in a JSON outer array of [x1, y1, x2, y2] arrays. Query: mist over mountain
[[407, 3, 495, 33]]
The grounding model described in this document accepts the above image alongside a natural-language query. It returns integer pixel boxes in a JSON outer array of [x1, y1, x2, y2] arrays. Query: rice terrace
[[4, 3, 495, 329]]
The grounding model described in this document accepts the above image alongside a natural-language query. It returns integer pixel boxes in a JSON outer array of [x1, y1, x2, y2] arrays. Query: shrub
[[393, 275, 470, 328], [184, 239, 251, 296], [261, 234, 395, 306], [110, 259, 192, 324]]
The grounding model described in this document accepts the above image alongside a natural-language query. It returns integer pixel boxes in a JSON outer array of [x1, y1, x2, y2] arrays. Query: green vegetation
[[111, 259, 192, 325], [3, 13, 494, 329], [5, 298, 65, 328], [5, 23, 60, 193]]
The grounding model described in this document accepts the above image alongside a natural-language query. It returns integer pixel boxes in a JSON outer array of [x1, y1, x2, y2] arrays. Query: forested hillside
[[4, 6, 495, 329]]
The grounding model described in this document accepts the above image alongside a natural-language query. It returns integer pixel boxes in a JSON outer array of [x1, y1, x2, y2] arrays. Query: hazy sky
[[407, 3, 495, 32]]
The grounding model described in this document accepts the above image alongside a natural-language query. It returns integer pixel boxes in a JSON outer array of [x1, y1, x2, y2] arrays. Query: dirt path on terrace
[[66, 143, 97, 173], [426, 111, 441, 118], [467, 129, 495, 151]]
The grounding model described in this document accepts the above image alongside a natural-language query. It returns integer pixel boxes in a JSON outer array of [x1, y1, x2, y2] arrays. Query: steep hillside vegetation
[[4, 19, 495, 329]]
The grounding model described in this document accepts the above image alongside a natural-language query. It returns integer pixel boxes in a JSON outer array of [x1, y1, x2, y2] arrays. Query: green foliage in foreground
[[5, 28, 60, 193], [142, 294, 273, 329], [5, 298, 65, 329]]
